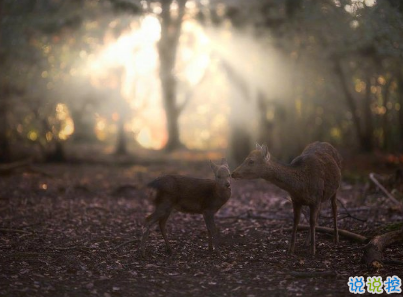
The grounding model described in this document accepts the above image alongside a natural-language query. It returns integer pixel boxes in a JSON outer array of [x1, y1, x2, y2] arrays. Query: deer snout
[[225, 181, 231, 188], [231, 171, 239, 179]]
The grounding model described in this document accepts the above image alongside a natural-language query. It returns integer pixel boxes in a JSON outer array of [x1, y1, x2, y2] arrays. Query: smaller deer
[[232, 142, 341, 255], [140, 159, 231, 256]]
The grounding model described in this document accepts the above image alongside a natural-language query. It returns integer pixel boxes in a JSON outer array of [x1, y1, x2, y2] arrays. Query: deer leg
[[159, 213, 172, 254], [289, 202, 302, 254], [302, 206, 311, 246], [203, 211, 218, 252], [309, 203, 320, 256], [331, 194, 339, 243], [305, 202, 323, 246], [140, 201, 172, 257], [140, 212, 159, 257]]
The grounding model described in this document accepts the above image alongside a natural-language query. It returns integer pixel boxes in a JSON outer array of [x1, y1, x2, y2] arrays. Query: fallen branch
[[369, 173, 402, 206], [50, 246, 90, 251], [0, 160, 53, 178], [218, 210, 290, 221], [112, 239, 137, 250], [85, 206, 109, 212], [0, 228, 33, 235], [26, 166, 53, 178], [362, 227, 403, 269], [289, 270, 337, 278], [292, 225, 368, 243], [112, 184, 138, 196], [8, 252, 56, 258], [384, 258, 403, 266], [0, 159, 31, 175]]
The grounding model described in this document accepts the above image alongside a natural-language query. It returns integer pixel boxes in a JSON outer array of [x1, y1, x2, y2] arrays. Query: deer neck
[[262, 160, 301, 195]]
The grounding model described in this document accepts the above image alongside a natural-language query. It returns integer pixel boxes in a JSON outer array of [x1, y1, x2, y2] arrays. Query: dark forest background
[[1, 0, 403, 166]]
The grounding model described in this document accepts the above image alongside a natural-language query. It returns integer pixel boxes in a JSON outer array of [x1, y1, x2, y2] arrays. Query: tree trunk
[[161, 72, 181, 151], [381, 79, 392, 151], [46, 141, 65, 162], [361, 73, 374, 151], [257, 91, 274, 145], [70, 100, 97, 143], [230, 124, 251, 166], [115, 117, 127, 155], [0, 97, 10, 163], [218, 58, 253, 163], [158, 0, 186, 151], [398, 70, 403, 150], [285, 0, 302, 19], [0, 0, 10, 163], [334, 60, 369, 151]]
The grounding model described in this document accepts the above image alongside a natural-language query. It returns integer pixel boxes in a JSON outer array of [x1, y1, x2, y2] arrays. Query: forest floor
[[0, 155, 402, 297]]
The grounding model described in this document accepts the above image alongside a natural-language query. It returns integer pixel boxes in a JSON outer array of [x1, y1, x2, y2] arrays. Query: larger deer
[[231, 142, 341, 255]]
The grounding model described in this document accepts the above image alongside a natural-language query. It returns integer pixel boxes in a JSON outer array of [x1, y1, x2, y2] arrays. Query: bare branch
[[369, 173, 402, 206], [292, 225, 369, 243]]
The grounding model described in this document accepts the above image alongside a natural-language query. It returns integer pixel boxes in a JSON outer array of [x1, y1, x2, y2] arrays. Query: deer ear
[[256, 143, 262, 150], [221, 158, 229, 167], [209, 160, 218, 174], [262, 145, 270, 161]]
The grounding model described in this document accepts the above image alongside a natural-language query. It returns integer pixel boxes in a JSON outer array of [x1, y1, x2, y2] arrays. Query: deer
[[231, 142, 341, 256], [140, 159, 231, 257]]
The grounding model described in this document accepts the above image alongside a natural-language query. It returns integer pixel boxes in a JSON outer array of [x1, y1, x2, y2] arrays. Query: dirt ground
[[0, 159, 402, 297]]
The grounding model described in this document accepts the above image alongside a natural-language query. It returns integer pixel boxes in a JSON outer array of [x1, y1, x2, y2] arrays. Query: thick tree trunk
[[161, 72, 181, 151], [158, 0, 186, 151]]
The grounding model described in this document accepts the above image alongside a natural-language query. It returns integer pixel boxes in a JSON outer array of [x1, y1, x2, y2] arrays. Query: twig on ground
[[85, 206, 109, 212], [112, 184, 138, 196], [337, 199, 367, 222], [0, 159, 31, 175], [112, 239, 137, 250], [0, 228, 33, 235], [26, 166, 54, 177], [383, 258, 403, 266], [50, 246, 90, 251], [218, 210, 290, 221], [289, 271, 337, 278]]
